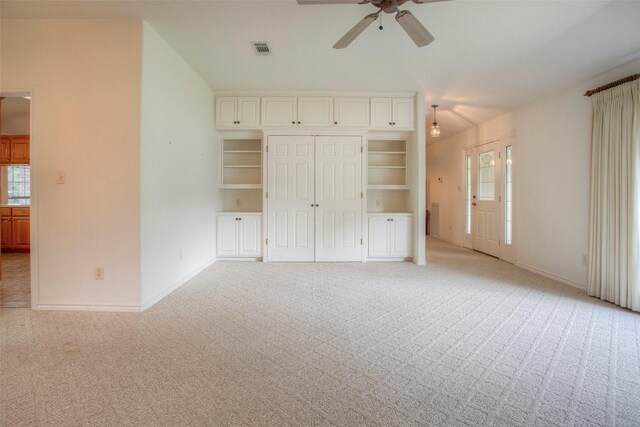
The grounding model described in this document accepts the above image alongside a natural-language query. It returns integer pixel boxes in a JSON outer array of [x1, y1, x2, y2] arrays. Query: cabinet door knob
[[292, 121, 296, 124], [297, 121, 301, 125], [389, 122, 392, 125], [316, 204, 319, 207], [334, 121, 338, 125]]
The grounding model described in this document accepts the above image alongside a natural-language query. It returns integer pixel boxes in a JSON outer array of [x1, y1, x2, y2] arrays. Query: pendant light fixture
[[430, 104, 440, 138]]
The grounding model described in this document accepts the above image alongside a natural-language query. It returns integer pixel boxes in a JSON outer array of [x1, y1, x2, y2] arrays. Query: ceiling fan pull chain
[[379, 13, 383, 30]]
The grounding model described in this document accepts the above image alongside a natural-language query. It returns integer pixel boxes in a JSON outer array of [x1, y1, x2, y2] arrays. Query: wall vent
[[251, 41, 271, 55]]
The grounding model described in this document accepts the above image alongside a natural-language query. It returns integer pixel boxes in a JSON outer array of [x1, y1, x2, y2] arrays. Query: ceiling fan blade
[[333, 13, 379, 49], [395, 10, 434, 47], [297, 0, 368, 4]]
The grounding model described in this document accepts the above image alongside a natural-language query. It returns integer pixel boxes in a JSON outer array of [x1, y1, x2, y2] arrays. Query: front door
[[473, 142, 501, 257]]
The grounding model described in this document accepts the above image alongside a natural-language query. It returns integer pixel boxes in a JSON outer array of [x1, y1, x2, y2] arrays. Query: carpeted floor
[[0, 253, 30, 308], [1, 238, 639, 426]]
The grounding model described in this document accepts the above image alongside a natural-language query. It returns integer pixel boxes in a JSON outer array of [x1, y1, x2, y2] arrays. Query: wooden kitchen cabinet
[[1, 207, 30, 251], [0, 135, 30, 165], [1, 217, 12, 249]]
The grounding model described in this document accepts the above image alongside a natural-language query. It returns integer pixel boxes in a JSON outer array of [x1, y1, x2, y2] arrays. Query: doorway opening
[[0, 93, 32, 308], [464, 136, 515, 263]]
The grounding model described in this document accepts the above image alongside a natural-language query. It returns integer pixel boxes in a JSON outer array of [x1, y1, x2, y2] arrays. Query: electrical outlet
[[376, 199, 381, 207], [582, 254, 587, 266], [235, 198, 241, 207], [94, 267, 104, 280]]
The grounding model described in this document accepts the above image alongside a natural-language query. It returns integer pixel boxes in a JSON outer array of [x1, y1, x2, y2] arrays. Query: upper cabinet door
[[215, 97, 237, 127], [261, 97, 297, 127], [236, 97, 260, 127], [392, 97, 414, 130], [10, 136, 29, 164], [334, 97, 369, 127], [370, 98, 393, 129], [297, 97, 333, 127], [0, 137, 11, 165]]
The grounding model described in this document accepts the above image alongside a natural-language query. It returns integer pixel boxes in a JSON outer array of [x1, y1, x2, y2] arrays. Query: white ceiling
[[3, 0, 640, 140]]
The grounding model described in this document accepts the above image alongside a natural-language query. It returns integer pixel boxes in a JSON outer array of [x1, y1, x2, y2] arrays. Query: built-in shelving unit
[[221, 139, 262, 189], [367, 139, 410, 214], [367, 140, 407, 189]]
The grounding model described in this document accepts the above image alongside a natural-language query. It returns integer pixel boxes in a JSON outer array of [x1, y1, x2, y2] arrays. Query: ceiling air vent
[[251, 41, 271, 56]]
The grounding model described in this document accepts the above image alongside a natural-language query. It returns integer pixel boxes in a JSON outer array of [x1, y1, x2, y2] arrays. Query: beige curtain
[[588, 79, 640, 312]]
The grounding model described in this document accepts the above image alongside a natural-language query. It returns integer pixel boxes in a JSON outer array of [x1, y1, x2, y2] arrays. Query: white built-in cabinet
[[261, 96, 333, 127], [215, 93, 413, 130], [217, 213, 262, 258], [214, 91, 418, 263], [370, 97, 414, 130], [368, 214, 413, 260], [215, 96, 260, 128], [333, 97, 370, 127]]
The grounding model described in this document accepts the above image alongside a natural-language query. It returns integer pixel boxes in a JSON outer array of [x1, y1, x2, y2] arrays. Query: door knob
[[472, 202, 477, 206]]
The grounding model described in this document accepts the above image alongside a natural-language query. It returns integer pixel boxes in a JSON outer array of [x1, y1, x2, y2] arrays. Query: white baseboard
[[516, 262, 586, 291], [141, 257, 217, 311], [429, 234, 464, 247], [35, 303, 143, 312]]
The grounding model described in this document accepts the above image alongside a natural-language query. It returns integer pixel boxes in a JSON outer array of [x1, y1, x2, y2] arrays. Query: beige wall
[[1, 19, 143, 309], [140, 22, 220, 307]]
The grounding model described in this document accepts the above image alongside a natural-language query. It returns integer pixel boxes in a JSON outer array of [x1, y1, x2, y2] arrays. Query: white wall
[[1, 20, 143, 309], [1, 97, 30, 135], [427, 57, 640, 289], [140, 22, 220, 307]]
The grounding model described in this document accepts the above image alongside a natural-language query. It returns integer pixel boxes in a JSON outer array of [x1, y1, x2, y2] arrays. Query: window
[[466, 154, 471, 235], [505, 146, 513, 245], [477, 150, 495, 200], [7, 165, 30, 206]]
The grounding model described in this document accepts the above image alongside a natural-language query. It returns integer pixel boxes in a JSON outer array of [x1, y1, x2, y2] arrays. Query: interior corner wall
[[426, 56, 640, 289], [0, 19, 143, 309], [140, 22, 219, 308], [412, 93, 426, 265], [1, 97, 31, 135]]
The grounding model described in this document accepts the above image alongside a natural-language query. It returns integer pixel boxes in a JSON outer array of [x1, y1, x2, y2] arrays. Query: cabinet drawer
[[0, 207, 11, 216], [12, 207, 30, 217]]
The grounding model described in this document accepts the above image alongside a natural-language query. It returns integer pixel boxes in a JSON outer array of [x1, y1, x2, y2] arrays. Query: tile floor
[[0, 252, 30, 308]]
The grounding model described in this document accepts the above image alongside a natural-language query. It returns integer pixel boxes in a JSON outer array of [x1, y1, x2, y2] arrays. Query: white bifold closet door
[[267, 135, 362, 262]]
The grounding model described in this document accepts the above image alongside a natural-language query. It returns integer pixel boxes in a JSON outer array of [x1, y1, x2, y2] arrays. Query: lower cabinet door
[[368, 216, 390, 257], [1, 218, 12, 249], [389, 216, 412, 258], [237, 215, 261, 257], [217, 215, 238, 257], [12, 218, 30, 249]]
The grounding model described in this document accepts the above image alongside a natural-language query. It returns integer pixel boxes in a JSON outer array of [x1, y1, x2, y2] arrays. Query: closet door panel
[[267, 136, 315, 261], [315, 136, 363, 261]]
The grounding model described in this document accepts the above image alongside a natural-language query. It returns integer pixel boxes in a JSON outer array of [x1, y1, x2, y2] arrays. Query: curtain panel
[[588, 79, 640, 312]]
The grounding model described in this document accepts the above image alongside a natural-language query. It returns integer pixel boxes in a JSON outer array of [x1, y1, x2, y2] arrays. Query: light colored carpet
[[1, 238, 639, 426], [0, 253, 30, 308]]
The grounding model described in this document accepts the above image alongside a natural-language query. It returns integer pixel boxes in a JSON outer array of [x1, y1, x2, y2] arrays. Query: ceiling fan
[[297, 0, 447, 49]]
